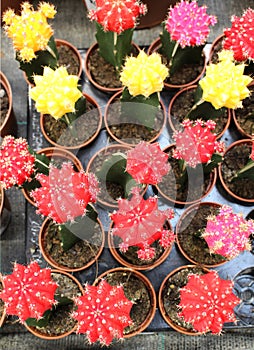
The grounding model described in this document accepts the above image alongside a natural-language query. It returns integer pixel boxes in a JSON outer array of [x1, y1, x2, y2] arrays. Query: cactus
[[110, 187, 174, 260], [223, 8, 254, 61], [202, 205, 254, 260], [178, 270, 241, 334], [88, 0, 147, 71], [2, 2, 58, 84], [72, 279, 133, 346], [0, 261, 58, 323], [126, 141, 170, 185]]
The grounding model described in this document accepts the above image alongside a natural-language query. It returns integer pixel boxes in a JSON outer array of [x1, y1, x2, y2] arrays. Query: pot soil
[[0, 83, 9, 129], [39, 218, 104, 272], [219, 140, 254, 202], [94, 268, 156, 337], [159, 265, 208, 334], [57, 40, 81, 77], [0, 71, 17, 137], [25, 271, 83, 339], [176, 203, 226, 266]]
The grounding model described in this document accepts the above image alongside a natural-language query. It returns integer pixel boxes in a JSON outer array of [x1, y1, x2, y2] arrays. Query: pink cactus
[[223, 8, 254, 61], [202, 205, 254, 260], [126, 141, 170, 185], [178, 270, 241, 334], [72, 279, 133, 346], [88, 0, 147, 34], [172, 119, 225, 168], [31, 162, 99, 224], [110, 187, 174, 260], [165, 1, 217, 48], [0, 261, 58, 323], [0, 135, 35, 189]]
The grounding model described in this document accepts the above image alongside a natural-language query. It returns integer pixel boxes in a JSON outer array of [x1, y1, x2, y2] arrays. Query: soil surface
[[0, 83, 9, 128], [58, 44, 80, 76], [233, 85, 254, 137]]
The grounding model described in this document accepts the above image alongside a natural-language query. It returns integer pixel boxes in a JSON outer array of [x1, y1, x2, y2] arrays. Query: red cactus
[[172, 119, 225, 168], [0, 261, 58, 323], [165, 1, 217, 48], [72, 280, 133, 346], [110, 187, 174, 260], [202, 205, 253, 260], [0, 136, 35, 189], [88, 0, 147, 34], [223, 8, 254, 61], [31, 162, 99, 224], [178, 270, 241, 334], [126, 141, 170, 185]]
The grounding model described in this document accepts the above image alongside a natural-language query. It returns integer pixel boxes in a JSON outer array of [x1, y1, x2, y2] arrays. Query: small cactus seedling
[[178, 270, 241, 334], [88, 0, 147, 71], [0, 261, 58, 323], [72, 279, 133, 346], [223, 8, 254, 61], [110, 187, 174, 260], [202, 205, 254, 260]]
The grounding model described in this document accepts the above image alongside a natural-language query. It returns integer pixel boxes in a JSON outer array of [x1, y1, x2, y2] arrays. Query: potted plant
[[0, 71, 17, 137], [104, 50, 168, 146], [84, 0, 147, 93], [156, 119, 225, 206], [2, 1, 82, 85], [30, 162, 105, 272], [159, 266, 241, 335], [0, 261, 84, 339], [176, 202, 254, 267], [147, 0, 217, 89], [29, 66, 102, 149], [218, 138, 254, 203], [168, 50, 252, 137]]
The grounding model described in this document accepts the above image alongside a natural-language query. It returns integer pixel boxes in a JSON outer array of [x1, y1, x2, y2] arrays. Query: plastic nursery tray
[[26, 47, 254, 332]]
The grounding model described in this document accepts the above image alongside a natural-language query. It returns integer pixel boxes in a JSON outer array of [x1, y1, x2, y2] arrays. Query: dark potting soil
[[42, 101, 100, 147], [0, 83, 9, 128], [170, 88, 229, 136], [42, 220, 103, 269], [233, 85, 254, 136], [30, 272, 82, 336], [221, 143, 254, 200], [162, 266, 207, 332], [177, 204, 226, 265], [157, 146, 214, 203], [102, 271, 151, 335], [58, 44, 80, 76]]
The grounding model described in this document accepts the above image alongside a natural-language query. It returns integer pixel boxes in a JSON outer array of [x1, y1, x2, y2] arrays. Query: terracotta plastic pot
[[86, 144, 147, 209], [22, 147, 83, 206], [0, 186, 11, 236], [158, 264, 210, 335], [218, 139, 254, 204], [38, 216, 105, 273], [147, 38, 207, 90], [40, 93, 102, 150], [208, 34, 224, 64], [24, 270, 84, 339], [0, 274, 6, 328], [175, 202, 227, 267], [108, 220, 174, 271], [0, 71, 17, 137], [156, 144, 217, 207], [104, 90, 166, 147], [167, 85, 231, 139], [94, 267, 156, 338]]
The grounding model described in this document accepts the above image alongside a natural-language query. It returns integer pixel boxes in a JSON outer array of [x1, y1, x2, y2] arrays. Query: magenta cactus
[[72, 279, 133, 346], [110, 187, 175, 260], [31, 162, 99, 224], [223, 8, 254, 61], [165, 1, 217, 48], [0, 135, 35, 189], [202, 205, 254, 260], [126, 141, 170, 185], [178, 270, 241, 334], [88, 0, 147, 34], [172, 119, 225, 168], [0, 261, 58, 323]]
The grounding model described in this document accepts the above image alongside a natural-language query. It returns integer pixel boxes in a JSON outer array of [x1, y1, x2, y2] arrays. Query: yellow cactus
[[30, 66, 82, 120], [199, 50, 252, 109], [120, 51, 168, 98], [2, 2, 56, 62]]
